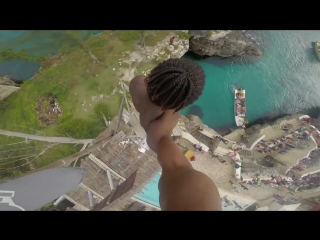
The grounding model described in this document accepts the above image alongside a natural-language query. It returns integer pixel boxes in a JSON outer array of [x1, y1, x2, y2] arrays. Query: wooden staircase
[[189, 130, 213, 151], [239, 149, 252, 157], [272, 125, 281, 130]]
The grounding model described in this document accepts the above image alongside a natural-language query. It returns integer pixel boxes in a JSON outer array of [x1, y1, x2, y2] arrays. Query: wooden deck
[[122, 109, 146, 139], [190, 129, 212, 149], [67, 186, 99, 209], [81, 159, 121, 197], [65, 124, 160, 210]]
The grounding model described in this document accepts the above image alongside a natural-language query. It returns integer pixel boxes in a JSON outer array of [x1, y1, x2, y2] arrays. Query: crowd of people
[[255, 124, 312, 155], [299, 172, 320, 191], [272, 194, 299, 205], [287, 149, 320, 175], [224, 116, 320, 199], [261, 175, 292, 189], [228, 172, 300, 195], [286, 172, 320, 192]]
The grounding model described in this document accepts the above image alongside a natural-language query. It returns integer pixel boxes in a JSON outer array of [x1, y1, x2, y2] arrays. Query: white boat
[[234, 88, 246, 127]]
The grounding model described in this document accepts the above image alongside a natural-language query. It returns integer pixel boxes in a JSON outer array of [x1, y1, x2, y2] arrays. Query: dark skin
[[129, 75, 168, 131], [130, 75, 221, 211], [129, 74, 180, 151]]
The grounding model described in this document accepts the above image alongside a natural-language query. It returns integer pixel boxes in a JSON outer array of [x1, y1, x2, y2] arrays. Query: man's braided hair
[[144, 58, 205, 112]]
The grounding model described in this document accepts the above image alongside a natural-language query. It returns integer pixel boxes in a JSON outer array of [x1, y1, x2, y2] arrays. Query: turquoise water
[[182, 30, 320, 130], [135, 173, 161, 207], [134, 172, 249, 210], [2, 30, 319, 209]]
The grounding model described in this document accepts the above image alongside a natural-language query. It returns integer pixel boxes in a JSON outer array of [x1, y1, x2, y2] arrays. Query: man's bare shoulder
[[129, 75, 147, 113], [129, 75, 146, 92]]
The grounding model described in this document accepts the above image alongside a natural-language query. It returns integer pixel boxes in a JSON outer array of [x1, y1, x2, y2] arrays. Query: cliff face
[[0, 76, 19, 101], [188, 30, 262, 57], [0, 76, 16, 86]]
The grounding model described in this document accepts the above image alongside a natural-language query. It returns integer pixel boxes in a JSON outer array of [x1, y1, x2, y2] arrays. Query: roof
[[65, 121, 161, 210], [0, 168, 85, 211]]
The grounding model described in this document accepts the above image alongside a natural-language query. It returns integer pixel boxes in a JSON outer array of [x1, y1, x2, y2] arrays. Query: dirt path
[[0, 129, 93, 145]]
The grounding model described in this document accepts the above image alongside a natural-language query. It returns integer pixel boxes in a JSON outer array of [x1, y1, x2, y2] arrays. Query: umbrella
[[0, 167, 85, 211]]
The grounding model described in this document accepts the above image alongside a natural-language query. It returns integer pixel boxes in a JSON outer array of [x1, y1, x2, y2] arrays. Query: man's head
[[144, 58, 205, 112]]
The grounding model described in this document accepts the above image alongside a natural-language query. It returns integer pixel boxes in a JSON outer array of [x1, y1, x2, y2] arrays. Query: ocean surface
[[1, 30, 320, 129], [182, 30, 320, 130]]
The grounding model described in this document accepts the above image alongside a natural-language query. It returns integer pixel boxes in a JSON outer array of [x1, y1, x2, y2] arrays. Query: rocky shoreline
[[200, 106, 320, 137], [188, 30, 262, 58], [0, 30, 262, 101], [0, 76, 20, 101]]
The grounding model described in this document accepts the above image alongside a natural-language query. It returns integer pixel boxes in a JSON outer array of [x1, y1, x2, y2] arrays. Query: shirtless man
[[129, 58, 205, 152], [130, 58, 221, 210]]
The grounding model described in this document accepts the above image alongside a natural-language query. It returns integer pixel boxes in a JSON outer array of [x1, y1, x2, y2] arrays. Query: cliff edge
[[188, 30, 262, 57], [0, 76, 19, 101]]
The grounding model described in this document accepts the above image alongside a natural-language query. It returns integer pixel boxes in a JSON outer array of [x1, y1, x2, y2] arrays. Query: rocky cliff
[[0, 76, 19, 100], [0, 76, 16, 86], [188, 30, 262, 58]]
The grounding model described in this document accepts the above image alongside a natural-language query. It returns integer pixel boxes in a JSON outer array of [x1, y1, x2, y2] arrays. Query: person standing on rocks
[[169, 36, 175, 45], [129, 58, 221, 210]]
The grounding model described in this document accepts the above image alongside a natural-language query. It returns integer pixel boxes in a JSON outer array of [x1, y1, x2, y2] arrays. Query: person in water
[[129, 58, 221, 210]]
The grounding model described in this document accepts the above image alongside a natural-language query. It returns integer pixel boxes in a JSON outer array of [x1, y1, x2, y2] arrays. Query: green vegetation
[[0, 48, 47, 63], [0, 30, 182, 179], [116, 30, 172, 47], [118, 30, 144, 44], [0, 135, 80, 180], [135, 61, 156, 75], [34, 144, 81, 168], [36, 201, 54, 211], [0, 31, 134, 136], [57, 111, 108, 139], [94, 102, 113, 121], [0, 30, 93, 54], [144, 30, 172, 46], [0, 31, 96, 63], [176, 31, 190, 40], [208, 30, 220, 35]]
